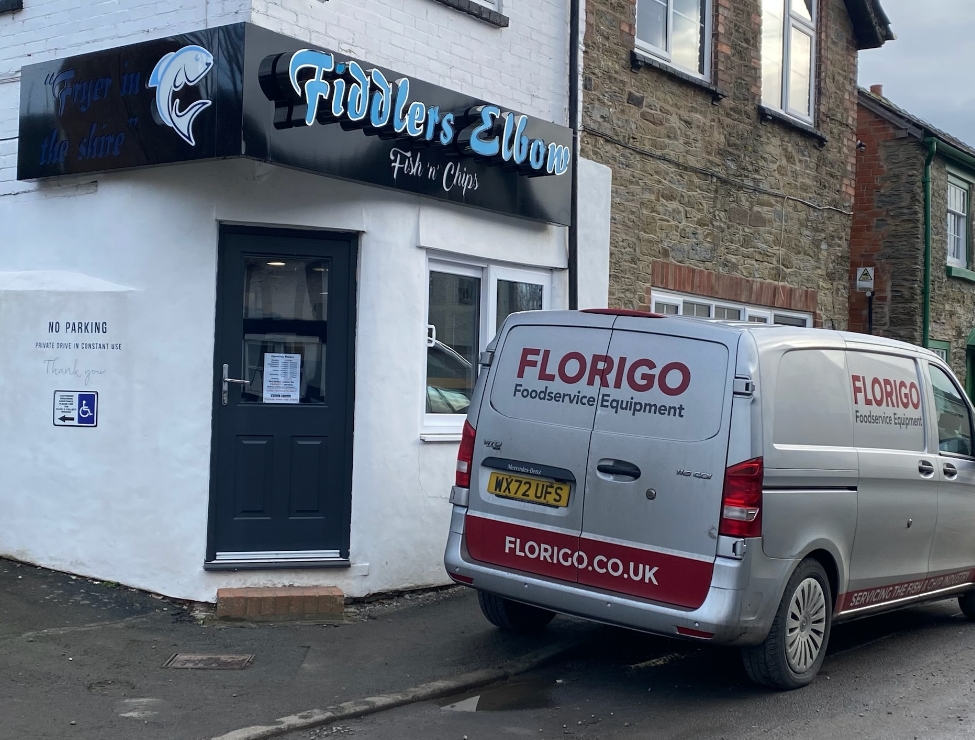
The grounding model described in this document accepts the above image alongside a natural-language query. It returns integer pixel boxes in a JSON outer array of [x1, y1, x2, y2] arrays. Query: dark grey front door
[[206, 227, 356, 566]]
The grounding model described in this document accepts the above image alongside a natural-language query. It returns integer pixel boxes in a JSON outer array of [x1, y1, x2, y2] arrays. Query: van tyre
[[742, 558, 832, 690], [959, 590, 975, 619], [477, 591, 555, 633]]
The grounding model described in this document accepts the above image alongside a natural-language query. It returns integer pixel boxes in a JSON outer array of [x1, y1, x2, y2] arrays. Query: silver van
[[443, 309, 975, 689]]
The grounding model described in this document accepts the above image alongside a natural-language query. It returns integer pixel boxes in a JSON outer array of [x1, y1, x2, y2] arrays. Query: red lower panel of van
[[464, 513, 714, 609], [465, 513, 580, 583]]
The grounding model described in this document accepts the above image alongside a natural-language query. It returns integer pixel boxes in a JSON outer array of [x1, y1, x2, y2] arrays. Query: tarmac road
[[284, 599, 975, 740]]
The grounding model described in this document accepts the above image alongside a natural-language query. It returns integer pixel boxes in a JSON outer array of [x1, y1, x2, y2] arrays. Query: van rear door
[[463, 312, 614, 584], [579, 318, 735, 609]]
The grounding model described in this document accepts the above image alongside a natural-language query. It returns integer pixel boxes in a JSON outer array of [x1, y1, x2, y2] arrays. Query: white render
[[0, 1, 608, 601]]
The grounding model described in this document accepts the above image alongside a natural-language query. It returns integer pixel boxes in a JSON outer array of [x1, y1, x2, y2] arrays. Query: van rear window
[[489, 325, 612, 429], [591, 330, 729, 442]]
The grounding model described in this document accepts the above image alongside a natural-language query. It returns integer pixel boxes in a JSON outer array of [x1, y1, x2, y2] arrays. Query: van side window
[[847, 352, 926, 452], [928, 364, 974, 457], [773, 350, 853, 447]]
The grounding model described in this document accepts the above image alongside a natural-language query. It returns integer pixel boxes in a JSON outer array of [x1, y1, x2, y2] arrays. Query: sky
[[858, 0, 975, 145]]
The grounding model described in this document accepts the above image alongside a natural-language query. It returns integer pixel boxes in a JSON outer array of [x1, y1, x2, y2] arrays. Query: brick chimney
[[869, 84, 884, 97]]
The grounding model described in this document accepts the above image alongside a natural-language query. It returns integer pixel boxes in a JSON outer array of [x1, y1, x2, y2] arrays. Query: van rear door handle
[[596, 460, 641, 481], [944, 462, 959, 480], [918, 460, 935, 478]]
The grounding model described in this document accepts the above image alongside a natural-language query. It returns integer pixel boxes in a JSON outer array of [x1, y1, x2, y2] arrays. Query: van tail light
[[455, 421, 476, 488], [718, 457, 763, 538]]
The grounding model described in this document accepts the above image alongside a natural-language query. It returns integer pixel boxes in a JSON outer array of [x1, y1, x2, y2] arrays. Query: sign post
[[856, 267, 876, 335]]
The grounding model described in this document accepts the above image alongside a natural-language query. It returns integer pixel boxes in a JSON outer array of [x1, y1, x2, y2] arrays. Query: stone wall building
[[581, 0, 892, 327], [852, 87, 975, 394]]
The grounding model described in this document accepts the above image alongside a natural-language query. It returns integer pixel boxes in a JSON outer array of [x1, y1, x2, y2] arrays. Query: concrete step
[[216, 586, 345, 621]]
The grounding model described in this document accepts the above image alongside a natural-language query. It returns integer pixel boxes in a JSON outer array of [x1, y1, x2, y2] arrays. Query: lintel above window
[[0, 0, 24, 14]]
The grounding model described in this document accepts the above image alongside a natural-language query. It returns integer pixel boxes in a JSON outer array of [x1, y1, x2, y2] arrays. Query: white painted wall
[[0, 159, 601, 601], [0, 0, 606, 602]]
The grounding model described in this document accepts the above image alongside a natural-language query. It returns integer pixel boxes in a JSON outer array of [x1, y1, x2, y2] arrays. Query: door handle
[[918, 460, 935, 478], [944, 462, 959, 480], [222, 363, 249, 406], [596, 459, 641, 481]]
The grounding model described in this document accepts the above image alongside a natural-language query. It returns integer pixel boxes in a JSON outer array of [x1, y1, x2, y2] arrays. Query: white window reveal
[[761, 0, 816, 122], [651, 289, 812, 326], [635, 0, 712, 79], [948, 179, 969, 268], [471, 0, 500, 9], [425, 258, 551, 433]]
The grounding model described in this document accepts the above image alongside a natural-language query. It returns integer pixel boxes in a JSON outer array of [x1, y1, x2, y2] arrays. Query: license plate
[[487, 471, 570, 508]]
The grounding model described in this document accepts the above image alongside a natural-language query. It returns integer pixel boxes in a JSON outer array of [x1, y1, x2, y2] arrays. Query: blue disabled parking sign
[[53, 391, 98, 427]]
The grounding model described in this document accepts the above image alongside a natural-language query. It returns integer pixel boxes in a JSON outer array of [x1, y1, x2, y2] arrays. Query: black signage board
[[18, 23, 572, 225]]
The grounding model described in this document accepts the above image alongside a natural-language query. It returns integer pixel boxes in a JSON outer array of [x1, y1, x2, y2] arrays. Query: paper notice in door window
[[263, 353, 301, 404]]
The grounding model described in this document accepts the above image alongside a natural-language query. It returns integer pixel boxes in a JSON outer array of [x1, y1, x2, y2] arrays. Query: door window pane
[[929, 365, 974, 456], [241, 257, 328, 404], [427, 271, 480, 415], [497, 280, 543, 331]]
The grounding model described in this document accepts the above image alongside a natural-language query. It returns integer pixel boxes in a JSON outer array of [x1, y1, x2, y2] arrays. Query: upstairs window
[[762, 0, 816, 122], [948, 179, 969, 268], [636, 0, 712, 79]]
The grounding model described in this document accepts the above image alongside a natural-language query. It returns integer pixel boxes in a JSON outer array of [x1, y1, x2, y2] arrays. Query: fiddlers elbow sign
[[17, 24, 573, 225]]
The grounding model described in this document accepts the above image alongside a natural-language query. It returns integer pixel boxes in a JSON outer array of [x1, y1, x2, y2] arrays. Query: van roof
[[503, 310, 940, 360]]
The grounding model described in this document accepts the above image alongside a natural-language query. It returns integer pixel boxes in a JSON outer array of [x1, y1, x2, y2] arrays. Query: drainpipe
[[923, 138, 937, 348], [567, 0, 580, 310]]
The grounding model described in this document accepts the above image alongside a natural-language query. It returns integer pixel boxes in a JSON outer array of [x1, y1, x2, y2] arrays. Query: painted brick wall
[[581, 0, 861, 328], [248, 0, 568, 122]]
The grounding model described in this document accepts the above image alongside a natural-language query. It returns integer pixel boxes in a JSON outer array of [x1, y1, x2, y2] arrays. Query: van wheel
[[477, 591, 555, 634], [958, 590, 975, 619], [741, 558, 832, 690]]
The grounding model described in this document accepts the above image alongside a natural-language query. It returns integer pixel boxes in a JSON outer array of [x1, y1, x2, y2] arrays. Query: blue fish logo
[[147, 45, 214, 147]]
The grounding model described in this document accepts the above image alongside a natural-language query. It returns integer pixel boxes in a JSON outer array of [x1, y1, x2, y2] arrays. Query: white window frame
[[651, 288, 812, 327], [762, 0, 817, 124], [947, 176, 970, 269], [634, 0, 713, 81], [423, 256, 552, 436]]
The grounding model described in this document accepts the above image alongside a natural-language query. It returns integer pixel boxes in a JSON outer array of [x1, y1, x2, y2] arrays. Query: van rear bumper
[[444, 507, 794, 646]]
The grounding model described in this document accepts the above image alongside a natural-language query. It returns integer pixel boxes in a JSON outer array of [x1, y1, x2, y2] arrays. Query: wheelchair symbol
[[76, 393, 97, 425], [79, 400, 93, 419]]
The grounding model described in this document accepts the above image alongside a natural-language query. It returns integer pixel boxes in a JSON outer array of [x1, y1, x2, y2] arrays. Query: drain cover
[[163, 653, 254, 670]]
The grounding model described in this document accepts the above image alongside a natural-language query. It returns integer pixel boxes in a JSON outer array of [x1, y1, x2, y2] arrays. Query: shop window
[[761, 0, 816, 123], [635, 0, 712, 79], [948, 179, 969, 268], [425, 259, 551, 430], [650, 289, 811, 326]]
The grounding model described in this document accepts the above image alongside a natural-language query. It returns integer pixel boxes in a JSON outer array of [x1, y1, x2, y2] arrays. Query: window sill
[[757, 105, 828, 146], [946, 264, 975, 283], [0, 0, 23, 13], [420, 432, 463, 442], [630, 50, 726, 103], [428, 0, 508, 27]]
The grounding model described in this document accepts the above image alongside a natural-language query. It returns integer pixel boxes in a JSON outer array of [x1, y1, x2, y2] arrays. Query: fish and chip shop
[[0, 23, 611, 601]]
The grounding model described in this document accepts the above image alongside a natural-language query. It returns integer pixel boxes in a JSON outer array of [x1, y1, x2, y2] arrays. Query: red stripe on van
[[465, 514, 580, 582], [576, 536, 713, 609], [464, 513, 714, 609], [835, 568, 975, 613]]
